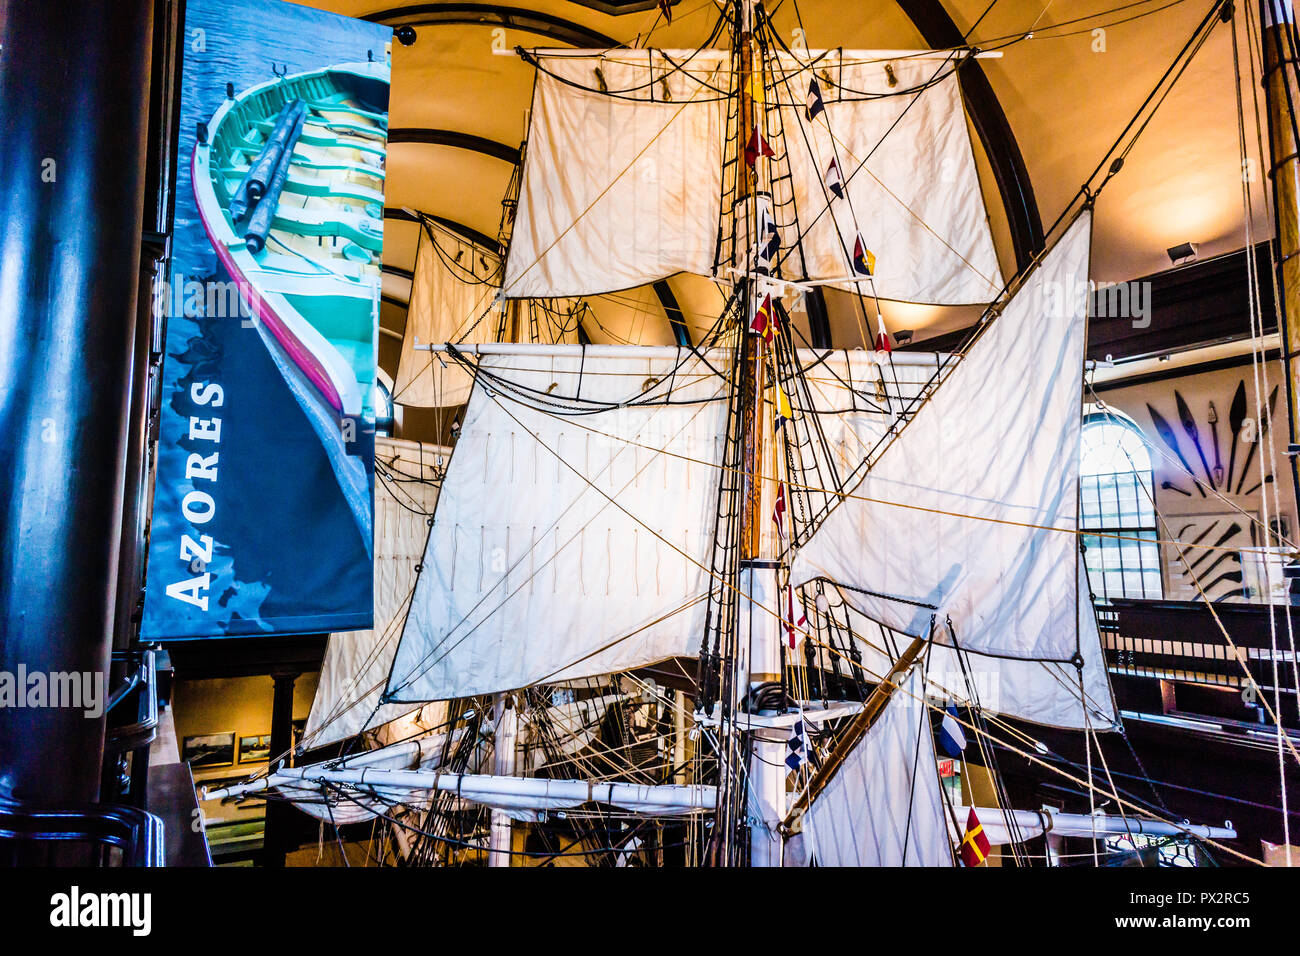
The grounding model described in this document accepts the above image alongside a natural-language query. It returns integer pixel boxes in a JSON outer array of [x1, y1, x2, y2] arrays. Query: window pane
[[1080, 413, 1162, 601]]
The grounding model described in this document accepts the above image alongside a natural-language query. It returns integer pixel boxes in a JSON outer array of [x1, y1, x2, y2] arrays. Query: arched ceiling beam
[[389, 128, 520, 165], [364, 3, 617, 48], [804, 288, 832, 349], [894, 0, 1044, 271], [652, 280, 692, 348], [383, 206, 498, 255], [569, 0, 664, 15]]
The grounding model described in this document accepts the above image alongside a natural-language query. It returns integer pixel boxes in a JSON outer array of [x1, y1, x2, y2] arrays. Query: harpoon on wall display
[[142, 0, 391, 638]]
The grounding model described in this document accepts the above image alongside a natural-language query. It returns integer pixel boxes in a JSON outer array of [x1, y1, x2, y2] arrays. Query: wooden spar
[[781, 636, 928, 831], [506, 295, 520, 341], [737, 10, 755, 202], [737, 2, 765, 567], [1261, 0, 1300, 521]]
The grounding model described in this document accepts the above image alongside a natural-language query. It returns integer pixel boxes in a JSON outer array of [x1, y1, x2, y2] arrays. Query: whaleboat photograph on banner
[[141, 0, 390, 638]]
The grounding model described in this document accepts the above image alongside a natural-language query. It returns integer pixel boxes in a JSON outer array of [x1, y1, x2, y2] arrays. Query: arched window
[[373, 380, 395, 438], [1080, 407, 1162, 601]]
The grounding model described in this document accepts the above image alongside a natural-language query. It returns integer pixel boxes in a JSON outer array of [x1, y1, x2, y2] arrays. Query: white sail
[[789, 669, 953, 866], [784, 348, 946, 506], [304, 438, 446, 748], [790, 213, 1096, 666], [935, 565, 1115, 729], [504, 49, 1002, 305], [394, 226, 505, 407], [503, 51, 727, 298], [386, 348, 730, 703], [768, 51, 1004, 303], [810, 573, 1115, 730]]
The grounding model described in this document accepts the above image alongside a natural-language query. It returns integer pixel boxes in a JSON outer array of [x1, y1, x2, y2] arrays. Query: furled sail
[[948, 807, 1236, 844], [215, 767, 716, 822], [503, 49, 1002, 305], [386, 347, 730, 703], [503, 51, 727, 298], [304, 438, 446, 748], [231, 692, 650, 824], [767, 51, 1004, 303], [789, 213, 1095, 665], [260, 729, 479, 825], [788, 669, 953, 866], [394, 225, 506, 407]]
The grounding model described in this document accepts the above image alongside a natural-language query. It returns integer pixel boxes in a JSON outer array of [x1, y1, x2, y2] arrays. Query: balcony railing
[[1102, 598, 1299, 708]]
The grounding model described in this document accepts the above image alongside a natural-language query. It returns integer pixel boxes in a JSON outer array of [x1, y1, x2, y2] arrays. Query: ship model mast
[[733, 0, 783, 868]]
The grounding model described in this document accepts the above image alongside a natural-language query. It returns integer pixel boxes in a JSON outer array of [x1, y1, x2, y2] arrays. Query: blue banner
[[142, 0, 390, 638]]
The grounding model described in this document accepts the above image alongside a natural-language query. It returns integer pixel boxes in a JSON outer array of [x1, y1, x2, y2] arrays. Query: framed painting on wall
[[182, 731, 236, 768], [238, 733, 272, 764]]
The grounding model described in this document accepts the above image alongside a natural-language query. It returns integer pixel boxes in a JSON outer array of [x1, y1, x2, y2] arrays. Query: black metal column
[[261, 671, 299, 867], [0, 0, 155, 804]]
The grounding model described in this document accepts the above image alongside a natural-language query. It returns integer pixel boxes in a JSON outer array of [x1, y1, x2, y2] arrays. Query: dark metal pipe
[[0, 0, 156, 804]]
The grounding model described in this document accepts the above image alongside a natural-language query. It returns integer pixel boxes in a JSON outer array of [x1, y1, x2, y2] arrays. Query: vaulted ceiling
[[307, 0, 1271, 363]]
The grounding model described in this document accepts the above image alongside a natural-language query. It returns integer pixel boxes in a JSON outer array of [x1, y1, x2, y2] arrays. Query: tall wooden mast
[[733, 0, 786, 867], [737, 0, 765, 566], [1261, 0, 1300, 535]]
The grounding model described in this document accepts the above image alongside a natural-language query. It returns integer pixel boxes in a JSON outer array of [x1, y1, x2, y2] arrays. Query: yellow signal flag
[[773, 383, 793, 430]]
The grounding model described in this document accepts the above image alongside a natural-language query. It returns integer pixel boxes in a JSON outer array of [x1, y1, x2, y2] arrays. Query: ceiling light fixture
[[1167, 241, 1199, 265]]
